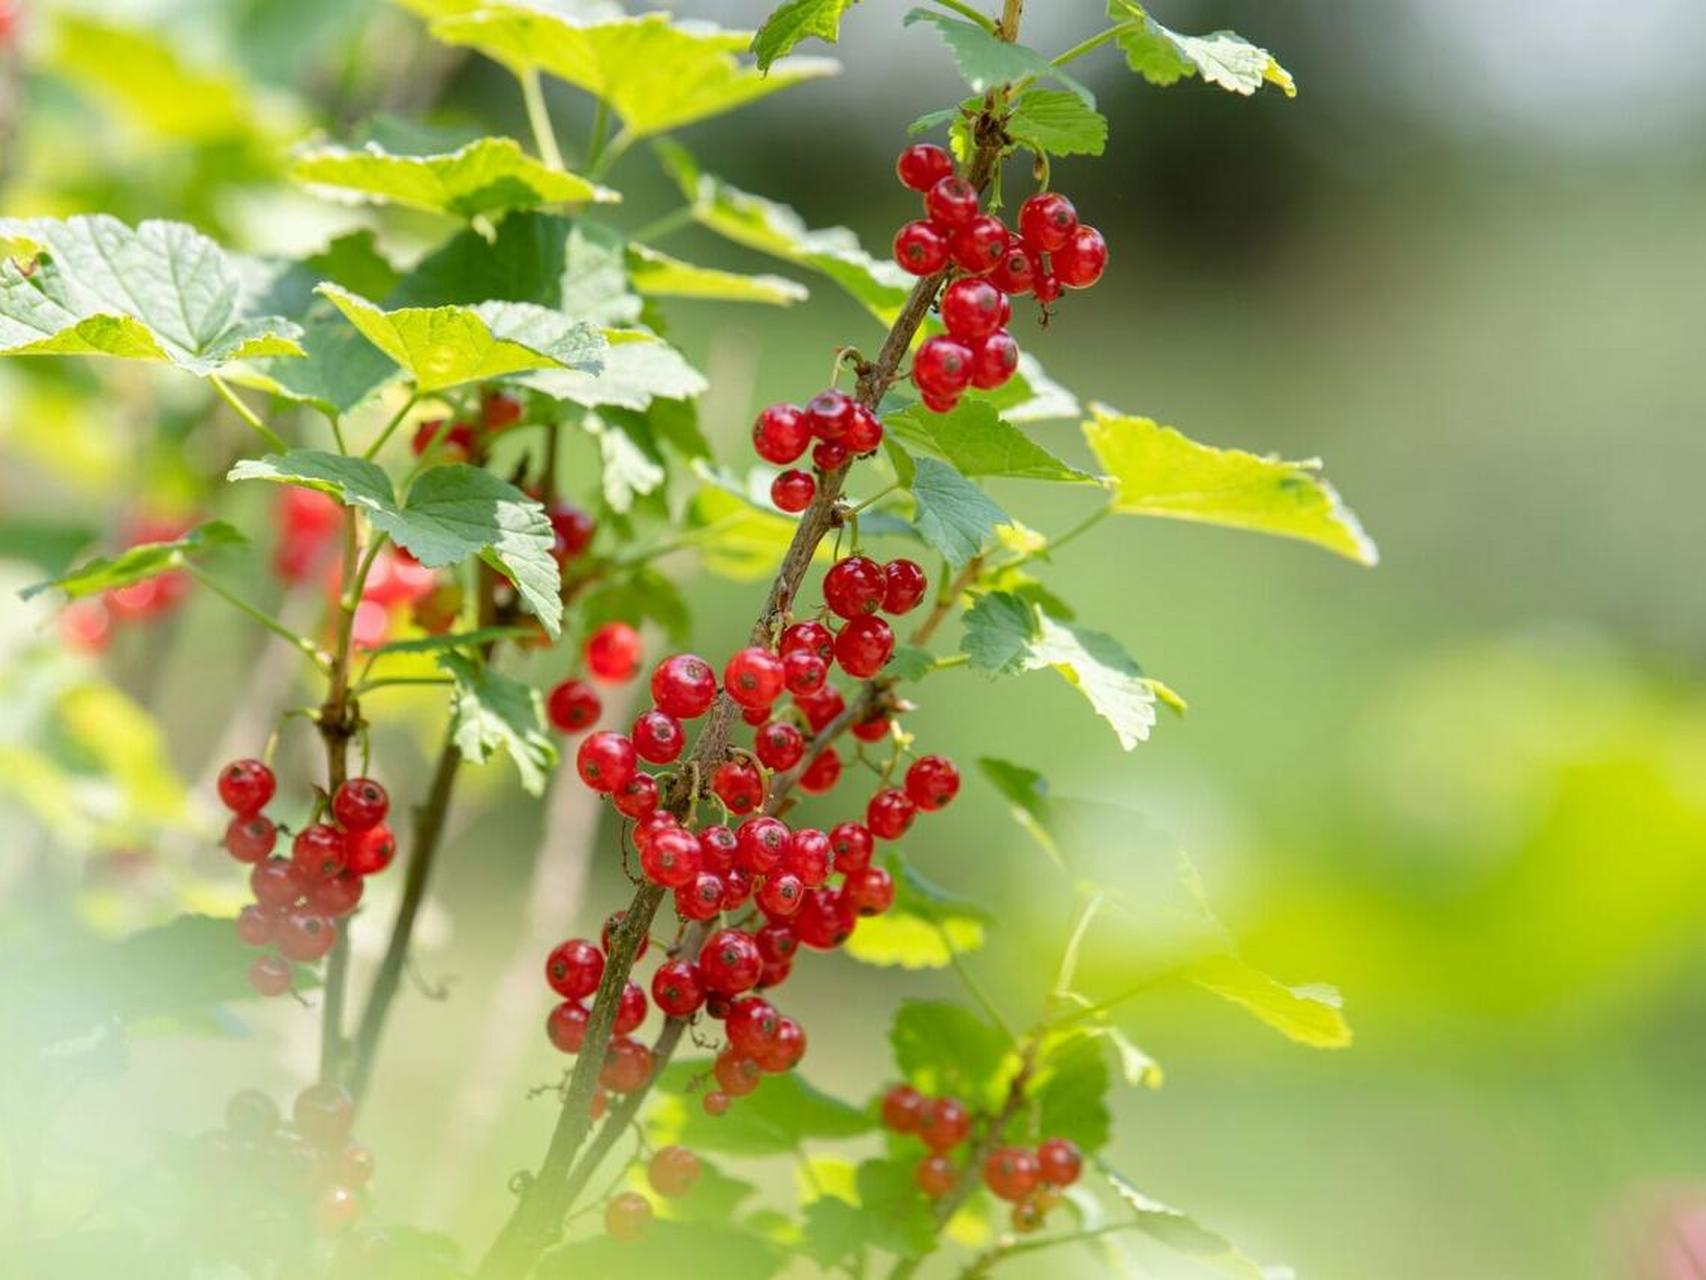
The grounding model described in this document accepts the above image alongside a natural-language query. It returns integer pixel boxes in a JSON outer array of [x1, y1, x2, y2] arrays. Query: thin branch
[[519, 68, 565, 171], [185, 566, 329, 671], [927, 0, 998, 33], [361, 391, 420, 461], [208, 375, 287, 452]]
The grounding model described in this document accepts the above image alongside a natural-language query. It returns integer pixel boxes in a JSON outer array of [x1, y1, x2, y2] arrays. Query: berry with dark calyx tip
[[835, 615, 894, 678], [652, 959, 706, 1017], [970, 330, 1019, 390], [867, 787, 916, 839], [236, 903, 275, 947], [725, 995, 780, 1056], [804, 389, 857, 441], [917, 1153, 957, 1198], [698, 824, 738, 876], [1037, 1136, 1084, 1186], [1011, 1200, 1044, 1233], [723, 865, 755, 910], [712, 759, 765, 816], [632, 815, 677, 861], [984, 1146, 1042, 1202], [346, 824, 396, 876], [224, 814, 277, 864], [811, 439, 848, 471], [702, 1091, 731, 1116], [752, 403, 810, 465], [990, 243, 1037, 295], [950, 214, 1009, 276], [844, 403, 884, 455], [605, 1190, 652, 1243], [782, 649, 828, 697], [226, 1088, 280, 1139], [781, 620, 836, 662], [941, 277, 1008, 342], [897, 142, 954, 192], [586, 622, 642, 683], [614, 771, 660, 820], [1019, 191, 1079, 252], [699, 927, 763, 994], [331, 778, 388, 833], [905, 754, 961, 811], [736, 816, 790, 875], [292, 824, 348, 880], [756, 921, 799, 965], [651, 654, 718, 719], [648, 1145, 701, 1198], [924, 175, 979, 228], [823, 555, 885, 619], [251, 857, 305, 911], [912, 336, 974, 399], [547, 679, 601, 733], [546, 999, 589, 1053], [631, 709, 685, 764], [771, 469, 815, 513], [759, 959, 792, 989], [713, 1049, 762, 1097], [548, 502, 597, 563], [1033, 271, 1062, 305], [844, 865, 895, 916], [829, 821, 874, 873], [754, 720, 806, 772], [893, 219, 951, 276], [920, 1096, 971, 1151], [795, 684, 845, 732], [755, 1015, 805, 1072], [792, 885, 856, 950], [882, 1083, 925, 1133], [881, 558, 928, 615], [705, 992, 733, 1020], [724, 646, 785, 710], [576, 731, 636, 792], [309, 871, 363, 919], [249, 953, 293, 997], [313, 1185, 361, 1236], [799, 747, 842, 794], [757, 870, 805, 918], [641, 825, 702, 889], [614, 980, 648, 1035], [600, 1036, 654, 1093], [675, 870, 726, 921], [218, 758, 276, 815], [294, 1081, 355, 1149], [603, 908, 650, 960], [545, 938, 605, 999], [785, 827, 832, 887], [1053, 224, 1108, 289]]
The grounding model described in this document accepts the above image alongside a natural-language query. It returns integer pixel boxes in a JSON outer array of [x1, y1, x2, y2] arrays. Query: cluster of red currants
[[58, 514, 196, 655], [882, 1084, 1083, 1232], [408, 387, 525, 464], [192, 1082, 370, 1245], [216, 759, 397, 998], [600, 1144, 701, 1243], [750, 388, 886, 515], [890, 142, 1108, 412]]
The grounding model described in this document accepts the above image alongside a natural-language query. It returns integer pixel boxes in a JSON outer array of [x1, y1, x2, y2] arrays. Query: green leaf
[[845, 856, 990, 970], [752, 0, 861, 71], [289, 138, 618, 220], [1184, 954, 1351, 1049], [21, 521, 244, 602], [540, 1220, 783, 1280], [1099, 1165, 1271, 1278], [974, 351, 1081, 424], [439, 652, 557, 795], [908, 456, 1011, 568], [890, 999, 1014, 1110], [688, 476, 801, 581], [1030, 1033, 1112, 1152], [886, 400, 1092, 483], [431, 11, 839, 140], [884, 646, 936, 682], [520, 335, 705, 412], [366, 627, 529, 656], [580, 568, 692, 644], [856, 1158, 939, 1257], [317, 283, 605, 394], [1084, 406, 1377, 566], [1008, 88, 1108, 157], [582, 410, 665, 513], [1108, 0, 1296, 99], [903, 9, 1094, 105], [961, 591, 1157, 749], [0, 217, 304, 375], [650, 1059, 875, 1156], [626, 242, 806, 306]]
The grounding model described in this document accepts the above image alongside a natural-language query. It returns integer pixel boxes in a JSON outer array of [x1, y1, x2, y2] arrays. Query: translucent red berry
[[1019, 191, 1079, 252], [576, 731, 636, 792], [641, 825, 702, 889], [829, 821, 874, 873], [310, 871, 363, 918], [294, 1081, 355, 1149], [905, 754, 960, 810], [757, 870, 805, 918], [292, 824, 348, 880], [785, 827, 832, 887], [725, 995, 780, 1056], [249, 953, 292, 997], [984, 1146, 1042, 1202], [331, 778, 388, 832], [652, 959, 706, 1017], [599, 1036, 653, 1093], [547, 679, 601, 733], [812, 439, 848, 471], [881, 559, 927, 615], [236, 904, 274, 947], [614, 980, 648, 1035], [970, 330, 1019, 390], [712, 759, 764, 815], [276, 910, 337, 963], [949, 214, 1009, 276], [631, 709, 684, 764], [798, 747, 842, 794], [251, 857, 305, 911], [924, 175, 979, 228], [756, 921, 799, 965], [703, 1091, 731, 1116], [795, 684, 845, 732], [893, 220, 950, 275], [780, 620, 836, 662], [755, 1015, 805, 1072], [792, 885, 855, 950], [652, 654, 718, 719], [844, 865, 895, 916], [721, 866, 754, 911], [648, 1145, 701, 1198], [605, 1190, 652, 1243], [752, 403, 809, 465], [989, 243, 1037, 295], [698, 928, 763, 994], [834, 615, 894, 678], [674, 870, 725, 920], [882, 1083, 925, 1132], [224, 813, 277, 864], [897, 142, 954, 192], [823, 555, 885, 619], [1052, 225, 1107, 289], [698, 825, 738, 876], [852, 706, 891, 742], [548, 502, 597, 562], [844, 404, 884, 454], [613, 772, 659, 819], [754, 720, 806, 771], [218, 758, 276, 815], [546, 999, 589, 1053], [917, 1153, 957, 1198], [546, 938, 604, 999], [713, 1049, 762, 1097], [920, 1096, 970, 1151], [1037, 1136, 1083, 1186], [940, 277, 1008, 342], [912, 336, 974, 400], [724, 647, 785, 710], [345, 823, 396, 876], [804, 389, 857, 441], [1033, 271, 1062, 305], [771, 469, 815, 513], [586, 622, 642, 682], [867, 787, 916, 839]]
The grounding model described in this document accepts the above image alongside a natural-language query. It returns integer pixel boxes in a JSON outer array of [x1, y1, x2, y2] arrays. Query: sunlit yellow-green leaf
[[844, 913, 985, 969], [688, 481, 798, 581], [626, 243, 806, 306], [290, 138, 617, 220], [21, 521, 244, 602], [1185, 954, 1352, 1049], [1108, 0, 1295, 99]]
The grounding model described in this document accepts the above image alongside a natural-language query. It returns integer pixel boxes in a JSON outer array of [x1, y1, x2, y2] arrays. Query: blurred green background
[[3, 2, 1705, 1278]]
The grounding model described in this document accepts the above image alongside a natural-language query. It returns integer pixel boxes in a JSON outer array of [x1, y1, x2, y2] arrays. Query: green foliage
[[843, 855, 990, 969], [650, 1059, 876, 1156], [541, 1220, 783, 1280], [1008, 88, 1109, 158], [21, 521, 243, 601], [903, 9, 1093, 104], [801, 1157, 939, 1263], [1185, 954, 1352, 1049], [625, 243, 807, 307], [890, 999, 1015, 1110], [886, 399, 1092, 483], [1099, 1164, 1274, 1277], [1108, 0, 1296, 99], [439, 652, 558, 795], [752, 0, 862, 71], [1028, 1032, 1112, 1151], [907, 455, 1012, 567]]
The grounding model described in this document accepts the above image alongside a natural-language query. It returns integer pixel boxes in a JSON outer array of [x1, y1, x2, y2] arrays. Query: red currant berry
[[804, 389, 857, 441], [893, 220, 950, 275], [920, 1096, 970, 1151], [481, 388, 523, 429], [614, 980, 648, 1035], [897, 142, 954, 192], [292, 824, 348, 880], [236, 904, 275, 947], [754, 720, 806, 772], [698, 824, 738, 876], [294, 1081, 355, 1149], [984, 1146, 1042, 1202], [631, 815, 676, 857], [547, 679, 601, 733], [905, 754, 960, 811], [345, 823, 396, 876], [651, 654, 718, 719], [1033, 271, 1062, 305], [829, 821, 874, 873], [605, 1190, 652, 1243], [642, 825, 702, 888], [600, 1036, 654, 1093], [811, 439, 848, 471], [725, 995, 779, 1056], [755, 921, 799, 965], [970, 330, 1019, 390], [576, 731, 636, 792], [835, 615, 894, 678], [912, 336, 973, 399], [785, 827, 832, 887], [721, 865, 754, 910], [586, 622, 642, 683], [1019, 192, 1079, 252], [919, 388, 960, 414], [547, 1000, 589, 1052], [1037, 1137, 1083, 1186], [698, 928, 763, 994], [917, 1153, 957, 1198], [249, 953, 292, 997], [675, 870, 725, 921], [218, 758, 276, 815], [989, 243, 1037, 295], [613, 772, 659, 819], [251, 857, 306, 911], [724, 647, 785, 710], [757, 870, 804, 918], [712, 759, 764, 816], [549, 502, 597, 562], [795, 684, 845, 732], [1052, 225, 1107, 289], [648, 1145, 701, 1198], [224, 813, 277, 864], [844, 865, 895, 916], [309, 871, 364, 918], [771, 469, 815, 513], [799, 747, 842, 794], [950, 214, 1009, 276], [881, 559, 927, 615], [752, 403, 809, 465], [780, 620, 836, 662], [411, 419, 472, 460], [782, 650, 827, 697], [652, 959, 706, 1017], [847, 407, 885, 458], [546, 938, 605, 999], [867, 787, 916, 839], [702, 1091, 731, 1116], [713, 1049, 762, 1097], [631, 709, 684, 764], [792, 885, 856, 950], [759, 959, 792, 988], [755, 1015, 805, 1072], [940, 277, 1008, 342], [705, 992, 734, 1020], [882, 1083, 925, 1133], [852, 706, 891, 742], [331, 778, 388, 832], [603, 908, 651, 961], [823, 555, 885, 619], [736, 816, 790, 875], [924, 175, 979, 228]]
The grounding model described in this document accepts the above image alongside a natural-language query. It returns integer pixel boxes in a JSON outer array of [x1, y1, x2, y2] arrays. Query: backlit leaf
[[626, 242, 806, 306], [21, 522, 244, 602], [1185, 954, 1352, 1049], [752, 0, 861, 71], [1109, 0, 1296, 98], [1008, 88, 1108, 157], [904, 9, 1094, 104], [885, 399, 1093, 483], [440, 652, 557, 795], [908, 455, 1012, 568]]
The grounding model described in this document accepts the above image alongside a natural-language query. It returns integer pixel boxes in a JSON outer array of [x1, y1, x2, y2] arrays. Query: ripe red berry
[[781, 650, 827, 698], [294, 1081, 355, 1149], [829, 821, 874, 873], [1037, 1136, 1083, 1186], [411, 418, 473, 460], [546, 938, 604, 999], [919, 388, 960, 414], [781, 620, 836, 662], [843, 865, 896, 916], [893, 220, 950, 275], [699, 928, 763, 994], [917, 1153, 957, 1198], [585, 621, 642, 682], [641, 825, 702, 889], [867, 787, 916, 839], [984, 1146, 1042, 1202], [576, 731, 636, 792], [811, 438, 848, 471], [970, 330, 1019, 389], [600, 1036, 654, 1093], [721, 866, 754, 910], [251, 857, 305, 911], [760, 958, 792, 988], [725, 996, 779, 1056], [905, 754, 960, 811], [309, 871, 363, 919], [481, 388, 523, 429], [724, 647, 785, 710], [236, 904, 274, 947], [735, 816, 789, 875], [798, 747, 842, 794], [912, 336, 974, 399], [1019, 192, 1079, 252], [1052, 225, 1108, 289], [845, 404, 884, 454], [989, 243, 1037, 295], [547, 1000, 588, 1052], [648, 1145, 701, 1198], [835, 615, 894, 678], [224, 813, 277, 864], [755, 1015, 805, 1072], [785, 828, 831, 887], [312, 1184, 361, 1236], [882, 1083, 926, 1132], [795, 685, 845, 732], [217, 758, 276, 815], [713, 1049, 762, 1097], [1033, 270, 1062, 305], [950, 214, 1009, 276], [757, 870, 805, 918], [823, 555, 885, 619], [345, 823, 396, 876], [614, 980, 648, 1035], [754, 720, 806, 772], [756, 921, 799, 964], [652, 959, 706, 1017], [920, 1096, 970, 1151], [804, 389, 857, 441], [940, 278, 1008, 342], [881, 559, 927, 615], [249, 953, 293, 997], [614, 772, 659, 819], [792, 885, 856, 950], [292, 824, 348, 880], [712, 759, 764, 815], [331, 778, 388, 832], [651, 654, 718, 719], [547, 679, 601, 733], [548, 502, 597, 562], [897, 142, 954, 192], [698, 825, 738, 876], [702, 1091, 731, 1116], [631, 709, 684, 764], [675, 870, 725, 921], [752, 403, 809, 465], [925, 175, 979, 228], [771, 469, 815, 513], [605, 1190, 651, 1243]]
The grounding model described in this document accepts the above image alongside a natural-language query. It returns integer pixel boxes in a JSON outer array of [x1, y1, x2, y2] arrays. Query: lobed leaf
[[1030, 1032, 1113, 1152], [903, 9, 1094, 104], [907, 455, 1012, 568], [844, 856, 990, 970], [21, 521, 244, 602], [439, 652, 557, 795], [752, 0, 862, 71], [1185, 954, 1351, 1049], [626, 242, 806, 306], [885, 399, 1093, 483], [1108, 0, 1296, 98], [1008, 88, 1109, 157], [890, 999, 1015, 1111]]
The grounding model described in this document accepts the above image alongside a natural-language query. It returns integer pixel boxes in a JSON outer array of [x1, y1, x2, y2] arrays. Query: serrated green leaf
[[650, 1059, 875, 1155], [0, 217, 304, 375], [290, 138, 618, 220], [626, 242, 806, 306], [1084, 405, 1377, 566], [582, 409, 665, 513], [752, 0, 860, 71], [1008, 88, 1108, 157], [227, 448, 396, 512], [521, 333, 705, 411], [884, 646, 936, 682], [21, 521, 244, 602], [439, 652, 556, 795], [1108, 0, 1295, 98], [886, 400, 1093, 483], [960, 590, 1037, 676], [431, 11, 839, 140], [1185, 955, 1351, 1049], [908, 455, 1011, 567], [1099, 1165, 1272, 1278], [1031, 1033, 1112, 1151], [540, 1220, 783, 1280], [890, 999, 1015, 1110], [903, 9, 1094, 105]]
